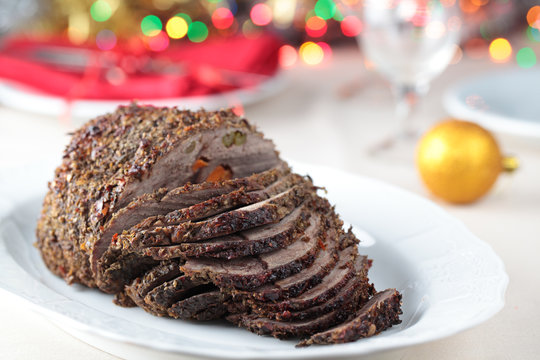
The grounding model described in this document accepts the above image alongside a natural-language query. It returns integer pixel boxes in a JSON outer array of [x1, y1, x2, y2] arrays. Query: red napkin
[[0, 34, 282, 100]]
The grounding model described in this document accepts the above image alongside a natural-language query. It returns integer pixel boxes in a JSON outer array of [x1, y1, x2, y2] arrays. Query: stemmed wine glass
[[351, 0, 461, 154]]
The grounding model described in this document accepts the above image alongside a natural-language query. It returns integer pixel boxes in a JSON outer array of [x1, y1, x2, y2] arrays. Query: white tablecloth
[[1, 49, 539, 359]]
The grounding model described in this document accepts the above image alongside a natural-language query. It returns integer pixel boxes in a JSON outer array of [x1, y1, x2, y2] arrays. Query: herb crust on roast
[[36, 104, 401, 346]]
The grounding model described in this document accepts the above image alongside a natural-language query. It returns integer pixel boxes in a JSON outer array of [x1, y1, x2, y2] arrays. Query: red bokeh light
[[305, 16, 327, 38], [340, 16, 362, 37], [250, 3, 273, 26], [279, 45, 297, 68], [147, 31, 170, 52], [212, 8, 234, 30]]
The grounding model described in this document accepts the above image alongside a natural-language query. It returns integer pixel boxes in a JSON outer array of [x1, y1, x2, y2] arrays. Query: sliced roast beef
[[91, 163, 290, 275], [250, 251, 370, 314], [231, 227, 340, 303], [142, 203, 311, 261], [181, 214, 322, 291], [228, 288, 358, 339], [36, 104, 403, 345], [115, 124, 280, 211], [168, 290, 229, 321], [229, 275, 373, 339], [255, 254, 374, 322], [134, 172, 305, 231], [119, 185, 310, 250], [272, 278, 373, 323], [113, 290, 137, 308], [297, 289, 402, 347], [96, 251, 158, 294], [157, 162, 289, 209], [142, 275, 209, 316], [124, 260, 182, 312], [94, 165, 293, 292], [37, 105, 280, 287]]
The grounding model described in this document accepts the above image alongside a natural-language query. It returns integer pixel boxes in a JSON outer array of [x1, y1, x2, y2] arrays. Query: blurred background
[[1, 2, 540, 359], [0, 0, 539, 119]]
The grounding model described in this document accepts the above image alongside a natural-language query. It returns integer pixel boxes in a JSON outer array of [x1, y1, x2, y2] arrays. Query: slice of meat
[[124, 260, 182, 312], [249, 251, 370, 313], [96, 251, 158, 294], [135, 172, 305, 231], [297, 289, 402, 347], [119, 185, 310, 250], [168, 290, 229, 321], [229, 277, 375, 339], [273, 279, 374, 323], [232, 198, 358, 303], [181, 214, 322, 291], [113, 290, 137, 308], [257, 255, 375, 322], [91, 163, 290, 276], [142, 275, 208, 316], [232, 227, 341, 303], [142, 203, 311, 261], [228, 287, 359, 339], [157, 162, 289, 209]]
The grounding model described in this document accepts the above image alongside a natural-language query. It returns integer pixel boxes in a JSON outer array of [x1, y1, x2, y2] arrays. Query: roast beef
[[297, 289, 402, 346], [155, 161, 288, 209], [253, 255, 374, 322], [96, 251, 157, 294], [181, 213, 322, 291], [118, 184, 310, 250], [130, 172, 304, 234], [124, 260, 182, 312], [126, 164, 293, 232], [231, 226, 340, 303], [168, 290, 229, 321], [37, 105, 280, 287], [249, 250, 368, 314], [229, 292, 356, 339], [142, 274, 208, 316], [93, 163, 290, 275], [95, 165, 294, 293], [142, 202, 311, 261], [36, 104, 402, 345]]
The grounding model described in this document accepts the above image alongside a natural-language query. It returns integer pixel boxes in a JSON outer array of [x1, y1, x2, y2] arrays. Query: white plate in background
[[0, 72, 286, 120], [0, 162, 508, 359], [443, 68, 540, 138]]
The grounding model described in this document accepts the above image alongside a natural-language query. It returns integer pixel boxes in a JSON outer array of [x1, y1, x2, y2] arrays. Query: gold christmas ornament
[[416, 119, 518, 204]]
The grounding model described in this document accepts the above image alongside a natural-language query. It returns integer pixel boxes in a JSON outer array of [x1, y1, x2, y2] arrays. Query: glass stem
[[392, 83, 428, 138]]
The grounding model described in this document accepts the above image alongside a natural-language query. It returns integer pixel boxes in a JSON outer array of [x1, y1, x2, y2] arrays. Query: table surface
[[1, 48, 539, 360]]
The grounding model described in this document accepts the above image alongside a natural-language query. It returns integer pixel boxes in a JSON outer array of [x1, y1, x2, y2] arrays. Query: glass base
[[365, 128, 420, 163]]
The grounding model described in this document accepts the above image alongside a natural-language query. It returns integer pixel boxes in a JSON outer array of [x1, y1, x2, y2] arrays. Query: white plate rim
[[443, 68, 540, 138], [0, 161, 508, 359], [0, 71, 286, 119]]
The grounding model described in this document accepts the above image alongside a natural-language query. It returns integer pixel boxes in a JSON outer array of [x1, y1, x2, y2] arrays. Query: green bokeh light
[[305, 10, 316, 23], [90, 0, 112, 22], [333, 7, 344, 21], [314, 0, 336, 20], [141, 15, 163, 36], [526, 26, 540, 43], [175, 13, 192, 25], [187, 21, 208, 42], [516, 47, 537, 68]]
